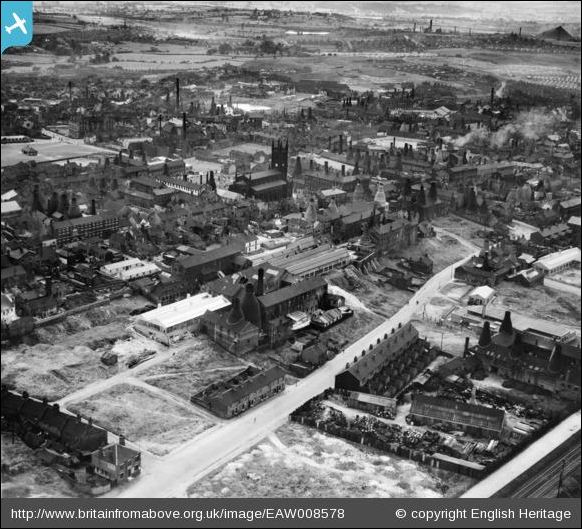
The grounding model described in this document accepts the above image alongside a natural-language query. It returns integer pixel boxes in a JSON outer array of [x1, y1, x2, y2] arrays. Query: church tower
[[271, 139, 289, 177]]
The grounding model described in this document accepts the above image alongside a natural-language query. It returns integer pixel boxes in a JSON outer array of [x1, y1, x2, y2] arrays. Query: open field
[[187, 422, 474, 498], [491, 281, 581, 330], [138, 336, 248, 401], [1, 435, 77, 498], [68, 384, 215, 457], [1, 297, 155, 401], [0, 140, 116, 168]]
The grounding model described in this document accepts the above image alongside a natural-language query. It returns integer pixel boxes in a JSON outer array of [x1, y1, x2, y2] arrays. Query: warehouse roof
[[137, 292, 230, 330], [177, 244, 243, 270], [258, 276, 327, 309], [533, 247, 580, 272], [410, 395, 505, 432]]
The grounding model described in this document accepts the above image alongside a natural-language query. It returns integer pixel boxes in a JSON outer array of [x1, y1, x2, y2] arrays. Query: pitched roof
[[177, 244, 243, 270], [342, 322, 419, 385], [410, 394, 505, 432], [209, 366, 286, 408], [258, 276, 327, 308]]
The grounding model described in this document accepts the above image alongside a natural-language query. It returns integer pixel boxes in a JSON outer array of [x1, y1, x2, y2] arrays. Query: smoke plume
[[495, 81, 507, 99], [453, 109, 562, 149]]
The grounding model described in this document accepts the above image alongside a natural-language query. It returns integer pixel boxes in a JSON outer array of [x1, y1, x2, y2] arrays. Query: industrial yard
[[1, 0, 580, 506]]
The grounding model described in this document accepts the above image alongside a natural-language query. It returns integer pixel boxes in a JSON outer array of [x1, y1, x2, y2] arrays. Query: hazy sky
[[206, 1, 581, 22], [38, 1, 582, 23]]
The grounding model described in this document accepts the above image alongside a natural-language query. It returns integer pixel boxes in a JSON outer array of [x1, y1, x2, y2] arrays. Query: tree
[[218, 42, 232, 55]]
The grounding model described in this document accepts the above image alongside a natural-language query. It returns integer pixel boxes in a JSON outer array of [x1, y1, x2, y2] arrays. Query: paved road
[[107, 250, 478, 498]]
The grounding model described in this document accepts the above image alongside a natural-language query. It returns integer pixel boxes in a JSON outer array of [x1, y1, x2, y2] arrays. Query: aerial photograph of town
[[0, 0, 580, 522]]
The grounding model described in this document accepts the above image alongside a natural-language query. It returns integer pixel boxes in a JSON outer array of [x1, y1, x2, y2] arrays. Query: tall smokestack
[[328, 136, 332, 151], [500, 311, 513, 334], [91, 199, 96, 216], [490, 87, 494, 106], [176, 78, 180, 109], [182, 111, 187, 139], [478, 321, 492, 347], [45, 276, 52, 297], [339, 135, 343, 154], [341, 164, 345, 176], [464, 337, 470, 357], [324, 161, 329, 174], [257, 268, 265, 296]]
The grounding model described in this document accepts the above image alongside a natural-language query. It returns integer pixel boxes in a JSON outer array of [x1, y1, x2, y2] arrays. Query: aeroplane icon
[[5, 12, 27, 35]]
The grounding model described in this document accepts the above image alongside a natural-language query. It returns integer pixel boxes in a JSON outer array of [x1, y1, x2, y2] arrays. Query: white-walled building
[[533, 247, 581, 275], [134, 292, 231, 345], [100, 258, 161, 281]]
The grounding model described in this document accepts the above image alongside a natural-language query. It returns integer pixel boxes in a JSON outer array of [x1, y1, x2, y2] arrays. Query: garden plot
[[138, 336, 248, 401], [67, 384, 215, 457], [1, 435, 77, 498], [187, 422, 474, 498]]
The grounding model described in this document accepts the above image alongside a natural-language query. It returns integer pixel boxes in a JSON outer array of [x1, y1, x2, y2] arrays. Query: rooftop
[[259, 276, 327, 308], [534, 247, 580, 271], [137, 292, 230, 329], [410, 394, 505, 432]]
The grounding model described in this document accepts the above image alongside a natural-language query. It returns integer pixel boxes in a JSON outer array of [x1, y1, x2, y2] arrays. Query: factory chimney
[[241, 283, 262, 329], [500, 311, 513, 334], [324, 161, 329, 174], [176, 78, 180, 109], [182, 111, 187, 139], [339, 135, 343, 154], [45, 276, 52, 297], [464, 337, 470, 357], [227, 296, 244, 325], [478, 321, 492, 347], [256, 268, 265, 296], [341, 164, 345, 176], [490, 87, 494, 106], [91, 199, 96, 216]]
